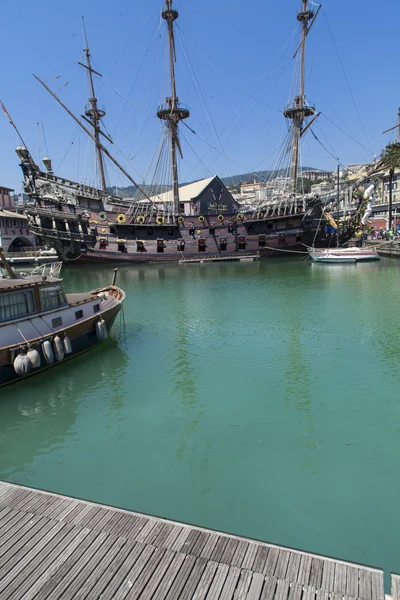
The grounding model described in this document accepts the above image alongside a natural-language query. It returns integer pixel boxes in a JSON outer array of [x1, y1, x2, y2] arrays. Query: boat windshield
[[0, 289, 36, 322], [40, 285, 67, 311]]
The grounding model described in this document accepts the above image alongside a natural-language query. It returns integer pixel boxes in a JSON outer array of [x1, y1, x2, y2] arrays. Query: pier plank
[[203, 561, 229, 599], [177, 556, 208, 600], [260, 575, 278, 600], [218, 565, 241, 600], [392, 574, 400, 600], [0, 482, 385, 600]]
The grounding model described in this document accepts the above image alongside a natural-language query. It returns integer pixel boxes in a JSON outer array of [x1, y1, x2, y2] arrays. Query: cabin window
[[40, 286, 67, 311], [0, 290, 36, 321], [93, 304, 100, 313], [75, 309, 83, 320], [52, 316, 62, 327]]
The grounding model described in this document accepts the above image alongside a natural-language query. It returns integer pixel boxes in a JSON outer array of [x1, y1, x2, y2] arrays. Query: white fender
[[95, 318, 108, 342], [27, 347, 41, 369], [53, 336, 64, 362], [42, 340, 54, 365], [63, 334, 72, 355], [14, 351, 32, 376]]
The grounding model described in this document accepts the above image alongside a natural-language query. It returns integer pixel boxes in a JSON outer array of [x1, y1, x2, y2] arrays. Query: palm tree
[[375, 143, 400, 230]]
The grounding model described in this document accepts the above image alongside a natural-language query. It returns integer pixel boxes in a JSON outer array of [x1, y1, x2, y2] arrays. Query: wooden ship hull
[[0, 281, 125, 387]]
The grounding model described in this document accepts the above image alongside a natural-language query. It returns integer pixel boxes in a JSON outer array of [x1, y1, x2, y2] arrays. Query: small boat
[[0, 239, 125, 387], [309, 247, 380, 263]]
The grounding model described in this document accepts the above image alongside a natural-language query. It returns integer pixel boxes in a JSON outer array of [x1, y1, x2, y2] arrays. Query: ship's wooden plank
[[191, 560, 219, 600], [233, 569, 253, 600], [5, 525, 82, 600], [309, 558, 324, 589], [263, 547, 280, 577], [297, 554, 312, 586], [333, 562, 347, 595], [358, 569, 372, 600], [321, 560, 335, 591], [217, 565, 241, 600], [246, 572, 265, 600], [13, 528, 91, 600], [138, 548, 177, 600], [252, 545, 269, 574], [275, 550, 291, 579], [177, 556, 208, 600], [286, 553, 302, 582], [204, 562, 229, 599], [371, 570, 384, 600], [260, 575, 278, 600]]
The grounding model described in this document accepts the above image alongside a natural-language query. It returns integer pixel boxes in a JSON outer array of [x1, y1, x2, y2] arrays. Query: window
[[52, 316, 62, 327], [93, 304, 100, 313], [75, 309, 83, 320], [40, 286, 67, 311], [0, 290, 36, 321]]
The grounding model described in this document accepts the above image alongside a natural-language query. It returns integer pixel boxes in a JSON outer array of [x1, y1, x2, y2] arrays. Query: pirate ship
[[17, 1, 370, 263]]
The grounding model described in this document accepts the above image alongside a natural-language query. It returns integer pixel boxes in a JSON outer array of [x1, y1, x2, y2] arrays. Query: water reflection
[[0, 338, 129, 478]]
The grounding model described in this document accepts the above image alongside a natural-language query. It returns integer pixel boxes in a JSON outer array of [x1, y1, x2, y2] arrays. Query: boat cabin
[[0, 277, 67, 323]]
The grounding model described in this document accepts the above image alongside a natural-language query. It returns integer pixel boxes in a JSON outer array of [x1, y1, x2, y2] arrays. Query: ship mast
[[79, 18, 108, 192], [157, 0, 190, 216], [284, 0, 318, 196]]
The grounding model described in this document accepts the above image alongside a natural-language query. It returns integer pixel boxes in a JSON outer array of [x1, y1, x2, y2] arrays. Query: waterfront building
[[148, 175, 239, 216], [0, 209, 36, 251], [302, 169, 332, 181], [0, 186, 15, 210]]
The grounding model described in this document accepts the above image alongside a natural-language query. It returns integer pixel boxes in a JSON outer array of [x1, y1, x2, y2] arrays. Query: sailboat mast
[[157, 0, 190, 216], [284, 0, 316, 195], [81, 18, 107, 192]]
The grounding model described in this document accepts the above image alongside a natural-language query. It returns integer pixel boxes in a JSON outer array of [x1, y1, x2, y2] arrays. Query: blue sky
[[1, 0, 399, 192]]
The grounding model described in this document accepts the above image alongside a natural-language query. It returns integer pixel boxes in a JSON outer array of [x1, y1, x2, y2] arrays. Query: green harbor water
[[1, 258, 400, 580]]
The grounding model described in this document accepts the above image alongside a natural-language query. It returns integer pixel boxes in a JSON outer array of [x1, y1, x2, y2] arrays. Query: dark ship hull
[[27, 206, 352, 264]]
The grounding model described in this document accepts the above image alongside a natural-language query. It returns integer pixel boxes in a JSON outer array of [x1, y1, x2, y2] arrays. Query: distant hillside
[[108, 167, 321, 199], [220, 166, 320, 187]]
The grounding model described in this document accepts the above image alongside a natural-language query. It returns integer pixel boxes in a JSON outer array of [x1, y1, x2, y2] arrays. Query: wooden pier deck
[[0, 480, 385, 600]]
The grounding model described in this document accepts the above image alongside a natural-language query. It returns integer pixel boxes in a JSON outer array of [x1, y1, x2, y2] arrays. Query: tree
[[379, 143, 400, 230]]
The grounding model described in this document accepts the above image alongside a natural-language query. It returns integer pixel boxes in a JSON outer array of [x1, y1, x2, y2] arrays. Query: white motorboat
[[309, 247, 380, 263]]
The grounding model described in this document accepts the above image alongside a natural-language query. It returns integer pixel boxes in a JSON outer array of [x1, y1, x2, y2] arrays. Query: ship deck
[[0, 480, 387, 600]]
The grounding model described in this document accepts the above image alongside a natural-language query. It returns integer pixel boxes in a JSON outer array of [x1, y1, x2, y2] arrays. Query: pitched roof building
[[149, 176, 239, 216]]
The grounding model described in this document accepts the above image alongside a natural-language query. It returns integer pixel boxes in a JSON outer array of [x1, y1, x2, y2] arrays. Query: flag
[[0, 100, 14, 125]]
